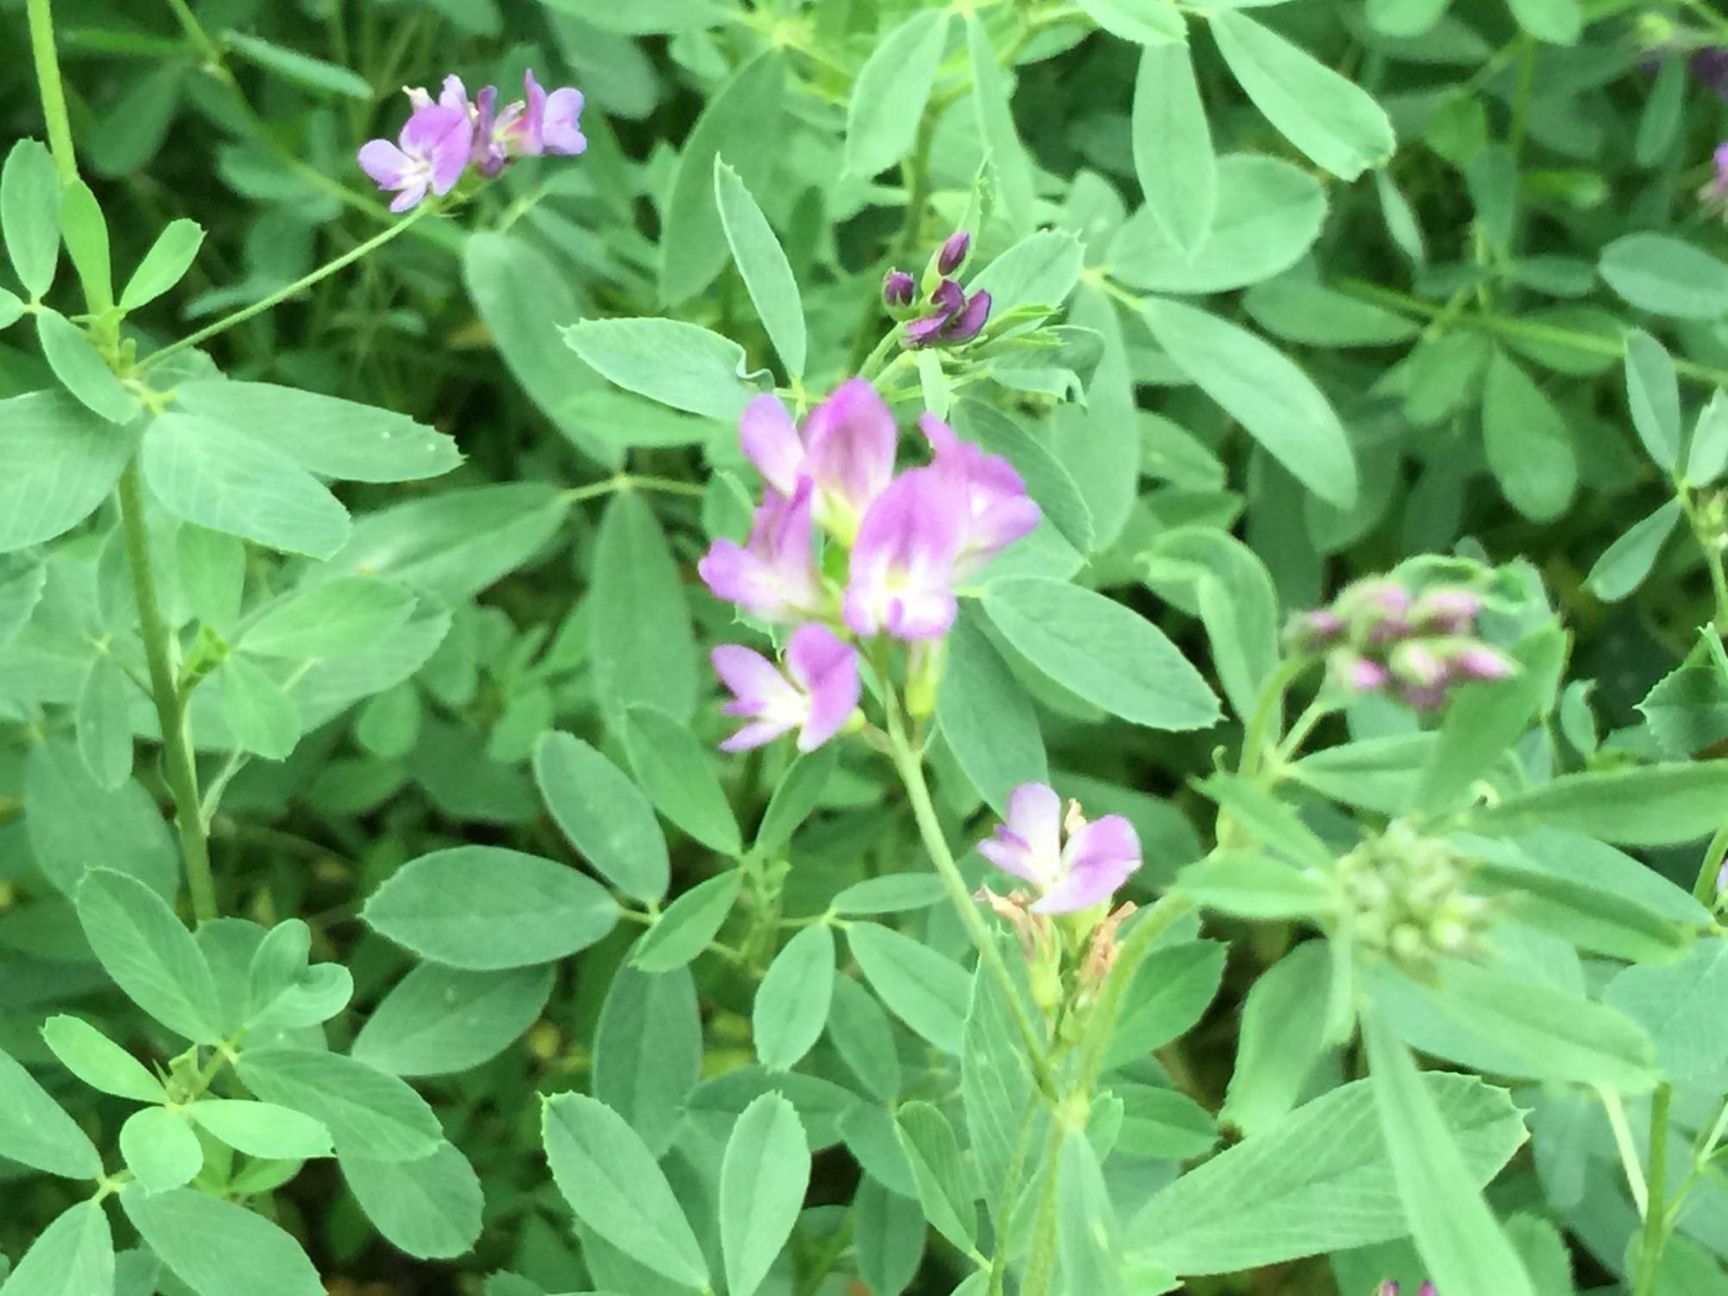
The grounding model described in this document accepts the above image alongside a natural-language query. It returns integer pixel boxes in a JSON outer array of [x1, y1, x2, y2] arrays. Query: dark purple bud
[[903, 312, 949, 348], [1411, 588, 1480, 635], [884, 270, 916, 309], [938, 229, 971, 275], [930, 278, 966, 316], [945, 288, 991, 344]]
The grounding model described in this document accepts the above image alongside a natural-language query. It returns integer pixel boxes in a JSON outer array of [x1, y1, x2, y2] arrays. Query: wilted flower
[[711, 624, 859, 752], [740, 381, 898, 543], [905, 279, 992, 348], [938, 229, 972, 276], [978, 783, 1142, 915], [358, 99, 472, 212], [698, 480, 825, 623], [883, 270, 916, 309]]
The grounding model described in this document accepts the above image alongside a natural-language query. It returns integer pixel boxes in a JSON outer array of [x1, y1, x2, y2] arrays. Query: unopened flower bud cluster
[[1288, 578, 1513, 712], [1334, 824, 1493, 977], [882, 229, 992, 349]]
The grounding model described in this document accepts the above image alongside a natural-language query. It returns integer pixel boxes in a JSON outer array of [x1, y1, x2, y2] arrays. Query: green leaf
[[1210, 10, 1395, 180], [855, 1177, 926, 1295], [1113, 1083, 1219, 1161], [0, 1044, 103, 1179], [1131, 1071, 1527, 1273], [848, 921, 970, 1054], [1686, 390, 1728, 486], [1482, 348, 1576, 522], [1060, 1130, 1126, 1296], [224, 32, 373, 98], [76, 654, 134, 790], [1469, 762, 1728, 846], [221, 655, 301, 761], [0, 391, 135, 552], [631, 871, 742, 972], [1624, 330, 1681, 469], [720, 1094, 811, 1296], [141, 413, 349, 558], [832, 874, 946, 916], [1110, 155, 1325, 296], [593, 966, 702, 1157], [119, 1106, 203, 1193], [834, 975, 904, 1103], [58, 180, 113, 313], [174, 381, 461, 483], [240, 578, 417, 661], [1076, 0, 1187, 45], [754, 745, 837, 856], [1585, 500, 1682, 603], [1143, 525, 1280, 722], [1139, 296, 1356, 508], [542, 1092, 711, 1289], [534, 731, 672, 902], [589, 492, 698, 726], [121, 1186, 324, 1296], [0, 286, 21, 330], [1466, 853, 1690, 964], [937, 606, 1048, 815], [76, 869, 222, 1042], [967, 15, 1035, 235], [1508, 0, 1581, 44], [41, 1015, 165, 1102], [754, 924, 836, 1071], [967, 229, 1085, 320], [845, 10, 950, 177], [186, 1099, 333, 1159], [1641, 660, 1728, 760], [715, 160, 805, 379], [891, 1102, 976, 1254], [235, 1047, 441, 1162], [1367, 959, 1656, 1091], [621, 705, 741, 856], [24, 740, 177, 899], [362, 845, 619, 969], [1176, 852, 1331, 919], [1604, 939, 1728, 1080], [982, 576, 1220, 730], [1132, 42, 1214, 257], [660, 51, 785, 306], [0, 1202, 111, 1296], [352, 963, 554, 1077], [120, 218, 204, 311], [1106, 940, 1228, 1069], [36, 311, 138, 424], [1362, 1010, 1537, 1296], [1600, 233, 1728, 320], [562, 318, 759, 420], [339, 1142, 484, 1261], [2, 140, 60, 297]]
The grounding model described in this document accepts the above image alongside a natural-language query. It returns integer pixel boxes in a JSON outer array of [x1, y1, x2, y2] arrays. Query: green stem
[[119, 464, 217, 924], [1601, 1086, 1649, 1215], [1019, 1119, 1068, 1296], [139, 204, 433, 372], [25, 0, 78, 184], [1679, 484, 1728, 632], [1635, 1083, 1673, 1296], [1692, 824, 1728, 906], [883, 701, 1060, 1100]]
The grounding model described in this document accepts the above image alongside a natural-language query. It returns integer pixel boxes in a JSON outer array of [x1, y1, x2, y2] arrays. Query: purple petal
[[920, 415, 1040, 574], [541, 87, 588, 155], [389, 180, 430, 212], [740, 395, 804, 495], [945, 289, 991, 343], [358, 139, 412, 188], [930, 279, 966, 316], [518, 68, 549, 155], [1034, 814, 1140, 914], [843, 469, 963, 640], [438, 74, 473, 114], [711, 644, 791, 711], [786, 623, 859, 750], [698, 539, 778, 615], [979, 828, 1042, 884], [804, 378, 898, 524], [881, 587, 959, 640], [938, 230, 971, 276], [884, 270, 916, 308], [903, 313, 950, 347], [1004, 783, 1062, 862], [722, 719, 797, 752]]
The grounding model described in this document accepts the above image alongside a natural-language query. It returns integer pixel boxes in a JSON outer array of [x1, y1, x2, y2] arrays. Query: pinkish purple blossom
[[517, 69, 588, 157], [843, 468, 965, 640], [920, 415, 1042, 576], [978, 783, 1142, 914], [358, 100, 473, 212], [698, 480, 825, 623], [905, 279, 992, 348], [712, 624, 860, 752], [740, 381, 898, 541]]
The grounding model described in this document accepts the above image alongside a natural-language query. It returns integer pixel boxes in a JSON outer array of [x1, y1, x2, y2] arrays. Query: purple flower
[[740, 381, 898, 541], [698, 479, 825, 622], [938, 230, 971, 276], [843, 468, 965, 641], [978, 783, 1142, 914], [517, 69, 587, 156], [711, 623, 860, 752], [905, 279, 992, 348], [358, 100, 473, 212], [884, 270, 916, 309], [919, 415, 1041, 576]]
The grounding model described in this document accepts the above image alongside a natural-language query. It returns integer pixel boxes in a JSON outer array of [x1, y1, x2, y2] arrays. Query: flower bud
[[1410, 587, 1480, 635], [883, 269, 915, 309], [1335, 652, 1391, 694], [1288, 609, 1345, 651], [938, 229, 971, 275], [1448, 644, 1513, 683], [945, 288, 991, 344], [1375, 1282, 1400, 1296], [1418, 1284, 1437, 1296], [1390, 642, 1446, 689]]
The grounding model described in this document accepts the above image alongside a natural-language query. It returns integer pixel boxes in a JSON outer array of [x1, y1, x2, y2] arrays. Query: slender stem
[[1692, 824, 1728, 906], [1679, 485, 1728, 632], [883, 704, 1059, 1099], [25, 0, 78, 184], [1601, 1086, 1649, 1215], [139, 205, 432, 372], [1635, 1084, 1674, 1296], [119, 464, 217, 924]]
